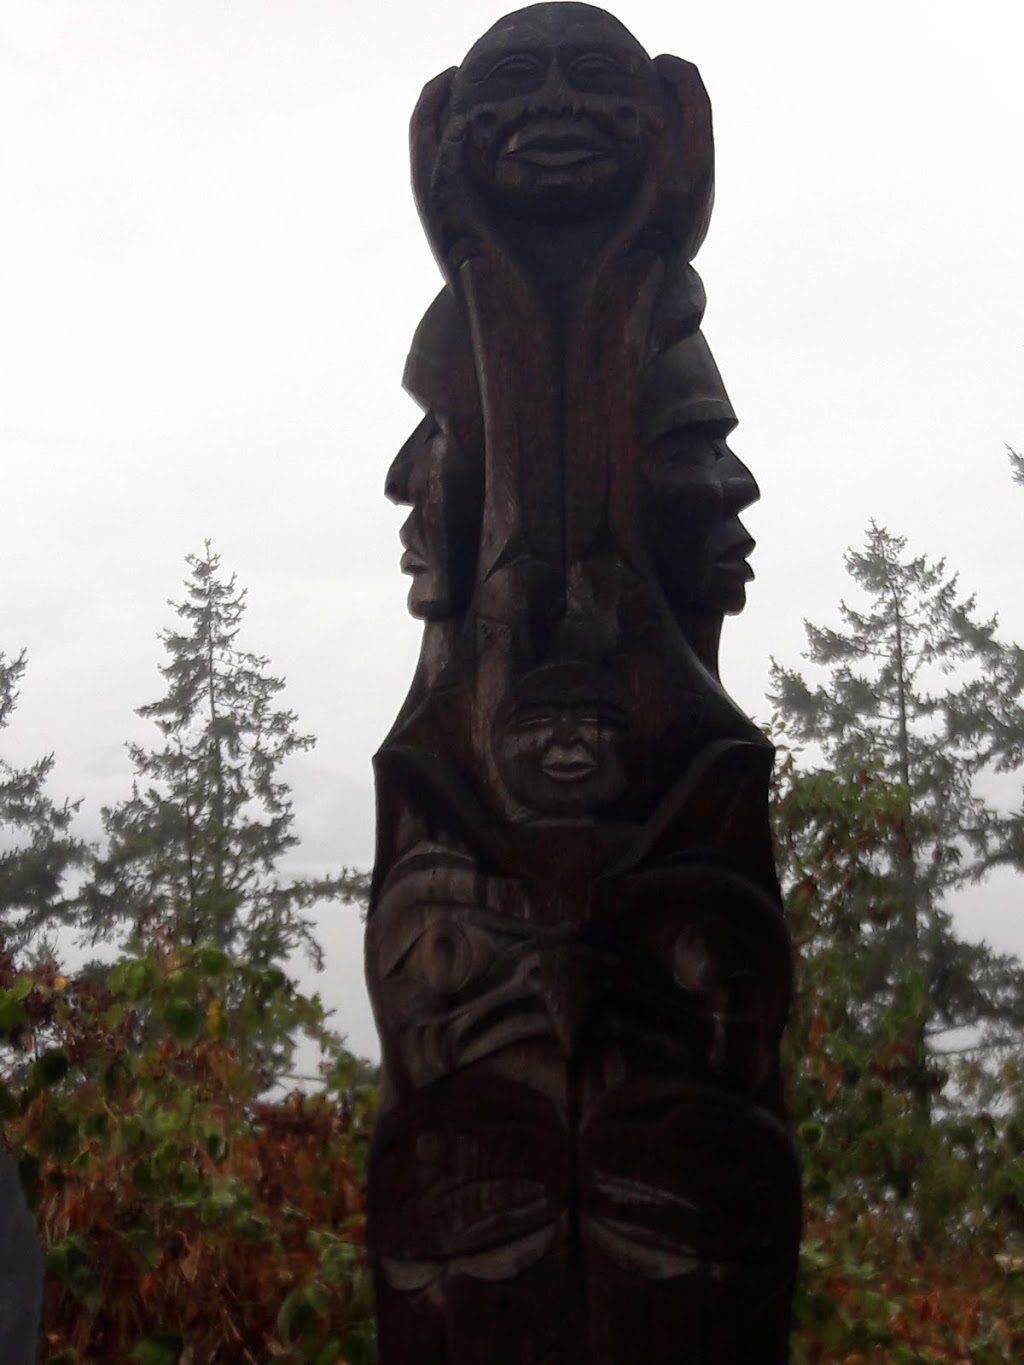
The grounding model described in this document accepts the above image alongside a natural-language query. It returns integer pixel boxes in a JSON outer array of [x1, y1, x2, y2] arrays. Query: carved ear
[[652, 54, 715, 260], [410, 67, 456, 224]]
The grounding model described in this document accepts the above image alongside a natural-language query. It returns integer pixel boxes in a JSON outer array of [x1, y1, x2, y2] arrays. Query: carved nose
[[533, 59, 575, 117], [552, 709, 579, 743], [717, 443, 760, 513], [385, 416, 432, 505]]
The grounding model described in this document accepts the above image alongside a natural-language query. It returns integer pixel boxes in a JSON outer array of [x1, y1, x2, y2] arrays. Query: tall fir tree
[[86, 544, 366, 970], [941, 446, 1024, 869], [770, 523, 1024, 1123], [0, 650, 87, 954]]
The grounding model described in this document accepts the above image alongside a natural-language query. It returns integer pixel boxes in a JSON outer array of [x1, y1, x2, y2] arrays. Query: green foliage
[[775, 740, 1024, 1359], [0, 945, 377, 1362], [0, 650, 87, 953], [771, 520, 1024, 1352], [770, 525, 1024, 1129], [81, 545, 369, 1084], [770, 522, 1005, 886], [84, 544, 367, 975]]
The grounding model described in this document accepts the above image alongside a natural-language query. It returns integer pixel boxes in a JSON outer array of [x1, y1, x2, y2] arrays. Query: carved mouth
[[540, 746, 598, 782], [400, 549, 427, 575], [713, 531, 756, 582], [399, 517, 427, 574], [714, 555, 755, 583], [503, 119, 614, 169]]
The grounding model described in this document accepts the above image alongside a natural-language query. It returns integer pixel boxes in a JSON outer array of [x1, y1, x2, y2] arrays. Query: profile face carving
[[645, 427, 759, 617], [640, 328, 759, 619], [386, 416, 481, 619], [385, 294, 483, 620], [449, 2, 661, 222]]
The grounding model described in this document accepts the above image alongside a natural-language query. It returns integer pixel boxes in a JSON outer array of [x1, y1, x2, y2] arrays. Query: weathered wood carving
[[367, 5, 800, 1360]]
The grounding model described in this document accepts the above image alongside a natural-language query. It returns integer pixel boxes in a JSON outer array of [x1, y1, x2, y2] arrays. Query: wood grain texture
[[368, 6, 799, 1359]]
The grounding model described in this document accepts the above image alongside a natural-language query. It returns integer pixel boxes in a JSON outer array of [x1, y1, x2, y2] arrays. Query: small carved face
[[450, 3, 661, 222], [493, 674, 631, 814], [644, 427, 759, 617], [385, 414, 481, 620]]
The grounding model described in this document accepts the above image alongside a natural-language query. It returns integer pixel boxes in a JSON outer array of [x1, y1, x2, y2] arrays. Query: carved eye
[[569, 52, 622, 82], [391, 919, 476, 995], [651, 431, 720, 475], [486, 53, 544, 81], [512, 704, 558, 731]]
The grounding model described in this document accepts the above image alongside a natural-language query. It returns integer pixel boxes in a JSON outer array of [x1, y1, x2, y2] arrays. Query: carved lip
[[714, 554, 755, 583], [540, 746, 598, 782], [399, 517, 427, 574], [400, 549, 427, 575], [713, 531, 756, 581], [503, 119, 614, 168]]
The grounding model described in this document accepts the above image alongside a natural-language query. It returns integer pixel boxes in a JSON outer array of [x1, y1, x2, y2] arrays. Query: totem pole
[[366, 6, 800, 1361]]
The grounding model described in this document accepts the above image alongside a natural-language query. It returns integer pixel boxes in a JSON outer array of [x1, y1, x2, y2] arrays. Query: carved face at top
[[450, 2, 661, 223]]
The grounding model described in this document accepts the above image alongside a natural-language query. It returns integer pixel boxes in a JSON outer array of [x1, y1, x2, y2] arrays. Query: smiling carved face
[[449, 3, 661, 223], [492, 664, 632, 814]]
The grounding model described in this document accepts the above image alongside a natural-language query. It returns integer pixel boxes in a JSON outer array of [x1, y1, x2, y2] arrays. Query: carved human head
[[639, 330, 759, 621], [385, 293, 483, 619], [449, 3, 662, 223], [492, 661, 631, 815]]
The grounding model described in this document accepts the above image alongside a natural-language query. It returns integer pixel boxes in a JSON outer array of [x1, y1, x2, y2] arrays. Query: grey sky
[[2, 0, 1023, 1060]]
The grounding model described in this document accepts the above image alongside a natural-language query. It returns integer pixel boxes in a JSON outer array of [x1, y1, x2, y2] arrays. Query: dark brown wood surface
[[367, 6, 799, 1360]]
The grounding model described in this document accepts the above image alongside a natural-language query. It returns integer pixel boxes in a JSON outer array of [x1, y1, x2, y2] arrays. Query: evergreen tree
[[769, 523, 1024, 1122], [941, 462, 1024, 872], [86, 545, 367, 971], [0, 650, 86, 953]]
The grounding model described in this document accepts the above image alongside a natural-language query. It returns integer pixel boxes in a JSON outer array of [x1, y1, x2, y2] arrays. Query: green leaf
[[32, 1047, 70, 1088], [202, 1129, 227, 1164], [123, 958, 157, 1000], [276, 1282, 330, 1344], [0, 993, 25, 1030], [163, 998, 200, 1043], [47, 1234, 100, 1309], [197, 944, 229, 976], [10, 974, 34, 1002], [128, 1334, 185, 1365], [340, 1321, 377, 1365]]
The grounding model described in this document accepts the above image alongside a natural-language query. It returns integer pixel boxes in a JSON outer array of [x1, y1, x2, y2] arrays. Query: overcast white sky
[[2, 0, 1023, 1059]]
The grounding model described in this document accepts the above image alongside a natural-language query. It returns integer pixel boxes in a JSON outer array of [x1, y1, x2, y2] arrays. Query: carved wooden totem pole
[[366, 5, 800, 1361]]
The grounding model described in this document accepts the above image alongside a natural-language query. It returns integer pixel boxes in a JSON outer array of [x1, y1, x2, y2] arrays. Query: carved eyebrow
[[561, 43, 628, 64], [489, 51, 545, 76], [466, 47, 548, 84]]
